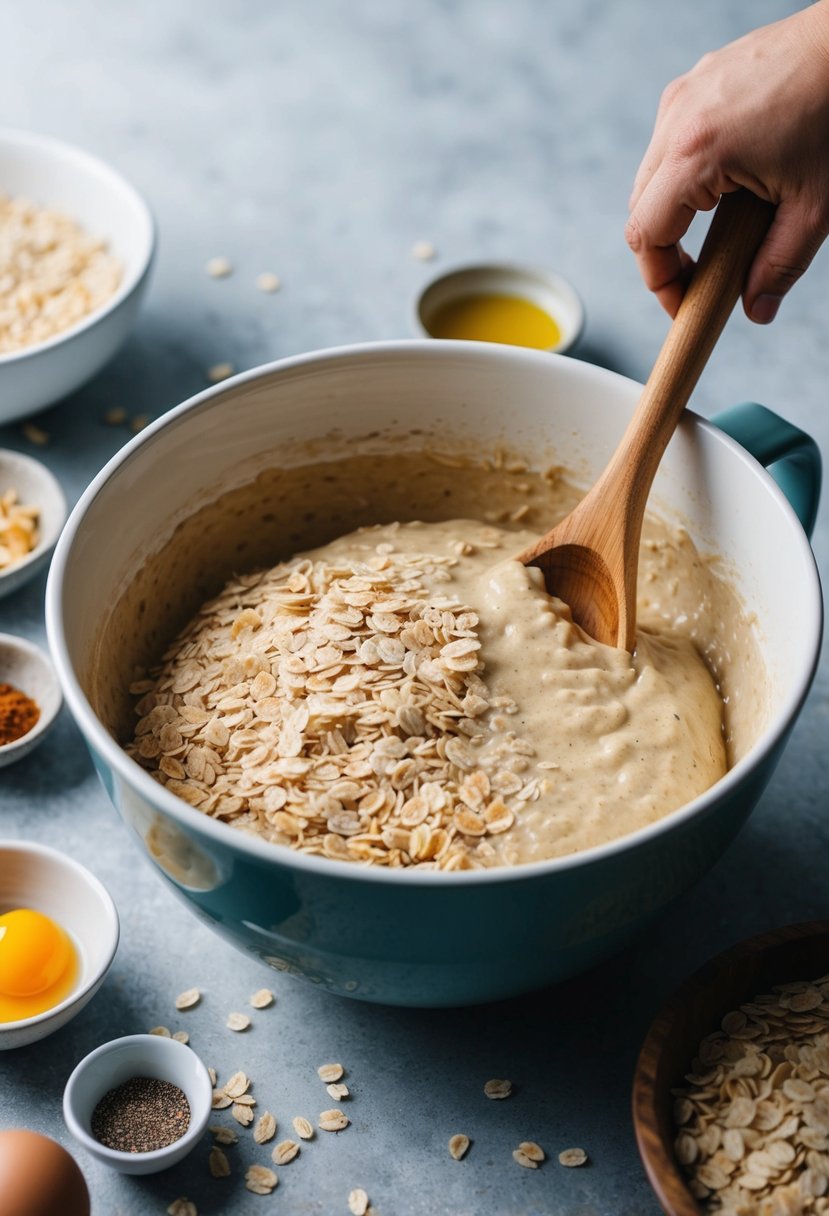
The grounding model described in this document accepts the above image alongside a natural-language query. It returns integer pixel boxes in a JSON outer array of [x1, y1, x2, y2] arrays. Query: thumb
[[744, 197, 828, 324]]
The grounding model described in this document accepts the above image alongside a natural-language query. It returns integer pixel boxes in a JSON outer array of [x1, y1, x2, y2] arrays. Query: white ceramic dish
[[0, 633, 62, 767], [0, 449, 66, 598], [63, 1034, 213, 1175], [413, 261, 584, 352], [0, 128, 155, 423], [0, 840, 119, 1048]]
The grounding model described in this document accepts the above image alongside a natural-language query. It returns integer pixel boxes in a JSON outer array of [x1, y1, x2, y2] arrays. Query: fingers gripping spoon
[[518, 190, 774, 650]]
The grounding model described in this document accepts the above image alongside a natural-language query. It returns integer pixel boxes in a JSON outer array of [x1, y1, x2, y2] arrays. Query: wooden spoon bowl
[[633, 922, 829, 1215], [520, 189, 774, 650]]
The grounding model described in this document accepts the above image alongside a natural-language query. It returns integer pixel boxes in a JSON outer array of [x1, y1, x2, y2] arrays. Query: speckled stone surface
[[0, 1, 826, 1212]]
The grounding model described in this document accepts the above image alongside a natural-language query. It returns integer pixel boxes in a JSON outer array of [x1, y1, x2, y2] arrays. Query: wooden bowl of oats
[[44, 342, 822, 1007], [0, 128, 155, 424], [634, 921, 829, 1214]]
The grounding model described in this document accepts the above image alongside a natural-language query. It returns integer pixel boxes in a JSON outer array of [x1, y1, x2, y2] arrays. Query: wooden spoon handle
[[605, 189, 775, 504]]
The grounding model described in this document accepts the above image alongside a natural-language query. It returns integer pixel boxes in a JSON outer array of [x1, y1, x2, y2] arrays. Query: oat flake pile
[[128, 530, 529, 871], [0, 193, 121, 353], [675, 975, 829, 1214]]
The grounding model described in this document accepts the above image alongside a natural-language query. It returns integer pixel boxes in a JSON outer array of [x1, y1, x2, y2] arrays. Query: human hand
[[626, 2, 829, 323]]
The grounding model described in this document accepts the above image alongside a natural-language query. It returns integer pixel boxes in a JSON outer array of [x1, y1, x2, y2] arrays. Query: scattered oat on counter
[[245, 1164, 278, 1195], [348, 1188, 369, 1216], [167, 1200, 197, 1216], [209, 1124, 238, 1146], [208, 1146, 231, 1178], [226, 1011, 251, 1032], [449, 1134, 471, 1160], [222, 1071, 249, 1099], [559, 1147, 588, 1168], [103, 406, 127, 425], [272, 1139, 300, 1164], [255, 272, 280, 293], [21, 423, 49, 446], [206, 257, 232, 278], [151, 983, 572, 1211], [175, 987, 201, 1010], [253, 1112, 276, 1144], [172, 1030, 189, 1044], [515, 1141, 545, 1169], [411, 240, 436, 261], [0, 489, 39, 571], [318, 1063, 345, 1084], [232, 1102, 254, 1127], [484, 1078, 512, 1100], [0, 193, 122, 353], [149, 1025, 171, 1037], [207, 361, 234, 383]]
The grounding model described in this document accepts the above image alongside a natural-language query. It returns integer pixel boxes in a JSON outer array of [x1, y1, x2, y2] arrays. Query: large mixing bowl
[[46, 342, 823, 1007]]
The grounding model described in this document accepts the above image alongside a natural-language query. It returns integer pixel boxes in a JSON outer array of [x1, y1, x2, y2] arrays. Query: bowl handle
[[712, 402, 822, 538]]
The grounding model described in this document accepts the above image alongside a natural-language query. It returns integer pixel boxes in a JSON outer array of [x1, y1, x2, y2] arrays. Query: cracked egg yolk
[[0, 908, 78, 1022]]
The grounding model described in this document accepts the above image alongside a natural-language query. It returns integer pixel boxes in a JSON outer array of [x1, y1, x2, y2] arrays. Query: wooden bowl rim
[[632, 920, 829, 1216]]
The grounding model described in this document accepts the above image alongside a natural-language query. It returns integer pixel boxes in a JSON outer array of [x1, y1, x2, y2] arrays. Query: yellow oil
[[428, 293, 561, 349]]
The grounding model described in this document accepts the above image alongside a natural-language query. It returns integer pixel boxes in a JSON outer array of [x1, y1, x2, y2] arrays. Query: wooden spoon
[[518, 189, 774, 651]]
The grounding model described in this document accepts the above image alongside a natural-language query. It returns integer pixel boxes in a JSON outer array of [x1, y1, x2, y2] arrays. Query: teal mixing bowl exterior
[[46, 343, 823, 1007], [88, 729, 788, 1007]]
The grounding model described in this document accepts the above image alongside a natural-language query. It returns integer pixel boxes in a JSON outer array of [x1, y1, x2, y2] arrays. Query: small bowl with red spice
[[0, 632, 62, 766], [63, 1033, 212, 1175]]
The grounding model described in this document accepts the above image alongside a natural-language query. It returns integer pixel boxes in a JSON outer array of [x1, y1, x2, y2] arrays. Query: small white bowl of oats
[[0, 128, 155, 424], [0, 448, 66, 598]]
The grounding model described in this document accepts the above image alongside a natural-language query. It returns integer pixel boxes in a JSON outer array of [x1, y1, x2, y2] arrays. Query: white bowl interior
[[0, 842, 118, 1028], [63, 1035, 212, 1174], [0, 449, 67, 590], [0, 128, 153, 298], [0, 634, 62, 765], [53, 343, 820, 837]]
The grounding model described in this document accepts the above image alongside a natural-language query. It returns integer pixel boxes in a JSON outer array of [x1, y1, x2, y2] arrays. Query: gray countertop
[[1, 1, 827, 1212]]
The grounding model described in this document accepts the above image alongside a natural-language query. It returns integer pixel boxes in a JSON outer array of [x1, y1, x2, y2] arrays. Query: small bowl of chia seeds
[[62, 1033, 212, 1175]]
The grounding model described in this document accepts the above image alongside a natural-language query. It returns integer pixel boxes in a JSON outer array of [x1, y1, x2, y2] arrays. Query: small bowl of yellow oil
[[413, 262, 584, 353]]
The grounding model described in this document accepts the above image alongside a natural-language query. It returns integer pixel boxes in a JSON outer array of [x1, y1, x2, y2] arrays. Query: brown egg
[[0, 1130, 89, 1216]]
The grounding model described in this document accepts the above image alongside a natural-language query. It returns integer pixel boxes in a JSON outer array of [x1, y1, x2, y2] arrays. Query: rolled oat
[[0, 194, 121, 353]]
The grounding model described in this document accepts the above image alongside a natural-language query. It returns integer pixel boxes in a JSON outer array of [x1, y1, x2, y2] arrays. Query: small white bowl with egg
[[0, 128, 155, 424], [0, 840, 119, 1049]]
